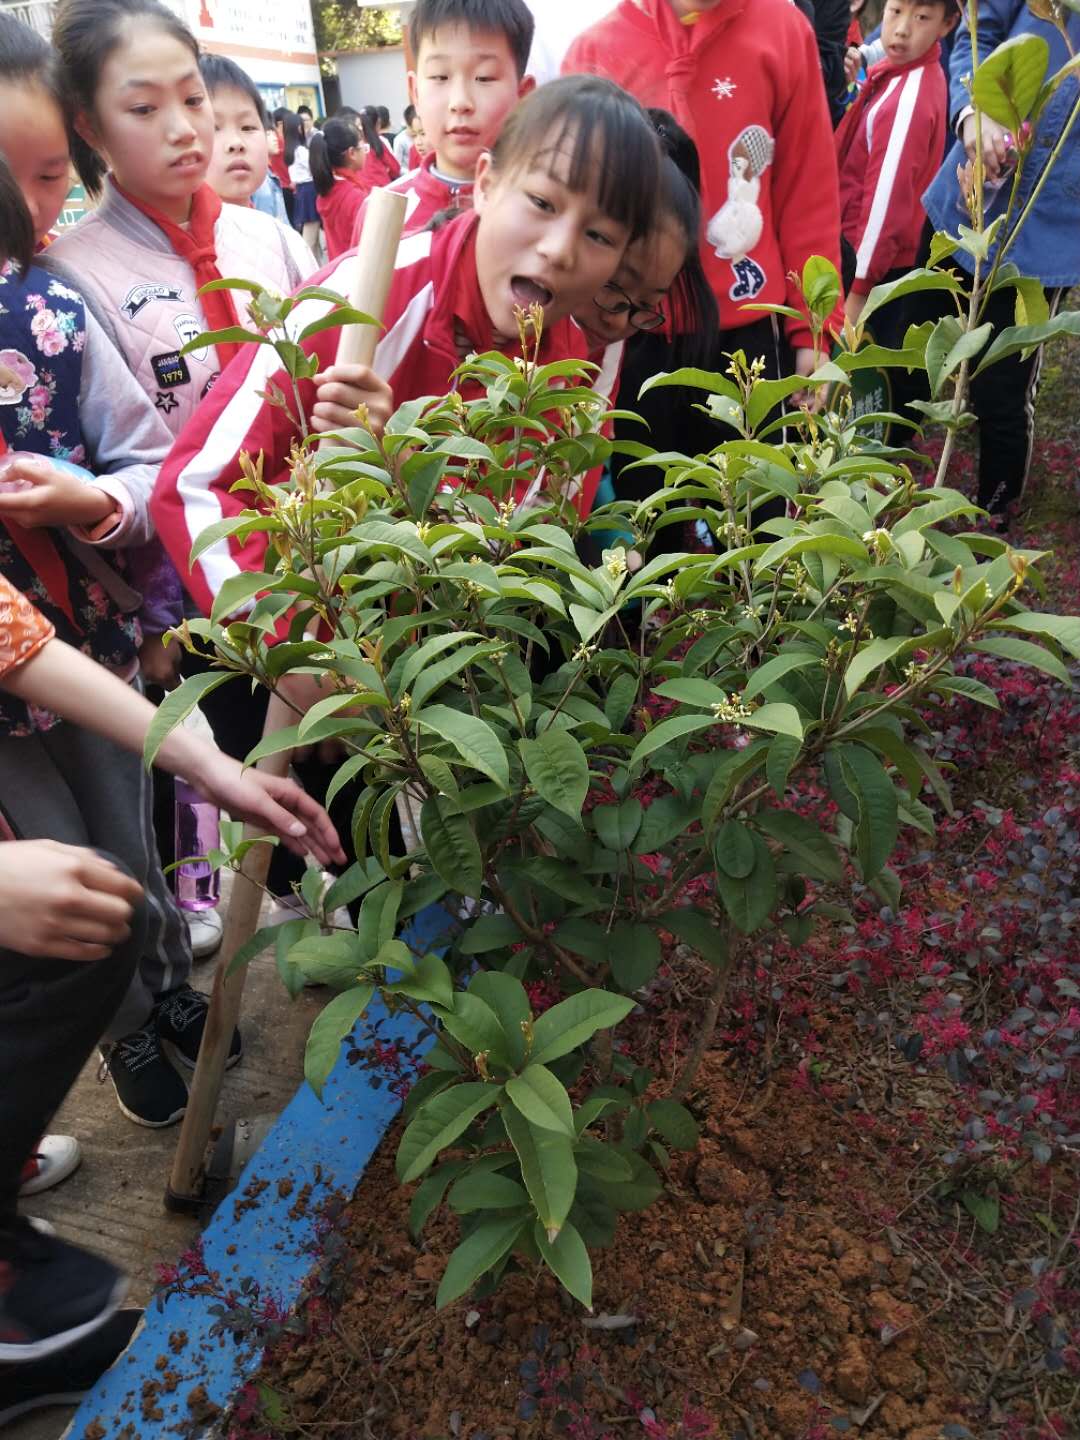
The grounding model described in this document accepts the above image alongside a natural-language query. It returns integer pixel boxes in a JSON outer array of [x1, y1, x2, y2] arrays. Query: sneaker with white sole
[[19, 1135, 81, 1197], [153, 983, 242, 1071], [185, 907, 224, 959], [0, 1219, 127, 1363], [0, 1307, 142, 1425], [98, 1026, 188, 1128]]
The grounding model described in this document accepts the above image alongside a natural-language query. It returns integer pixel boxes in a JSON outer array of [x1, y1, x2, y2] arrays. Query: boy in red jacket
[[350, 0, 535, 246], [563, 0, 843, 389], [836, 0, 959, 328]]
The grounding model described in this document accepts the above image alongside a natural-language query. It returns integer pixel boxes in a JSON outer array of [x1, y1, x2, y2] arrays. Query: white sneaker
[[19, 1135, 82, 1197], [185, 908, 224, 960]]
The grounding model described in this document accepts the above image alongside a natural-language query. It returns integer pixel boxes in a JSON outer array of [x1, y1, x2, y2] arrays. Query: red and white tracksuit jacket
[[563, 0, 843, 347], [151, 211, 621, 617], [350, 154, 475, 250], [835, 43, 947, 295]]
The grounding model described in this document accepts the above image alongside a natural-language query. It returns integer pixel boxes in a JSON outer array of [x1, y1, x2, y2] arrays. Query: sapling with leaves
[[144, 3, 1080, 1310]]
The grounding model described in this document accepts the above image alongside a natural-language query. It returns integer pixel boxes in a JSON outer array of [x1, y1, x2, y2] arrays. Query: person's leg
[[969, 285, 1063, 515], [0, 846, 143, 1361]]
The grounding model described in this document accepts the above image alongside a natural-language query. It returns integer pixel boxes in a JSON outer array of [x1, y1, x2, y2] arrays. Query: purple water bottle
[[174, 780, 221, 912]]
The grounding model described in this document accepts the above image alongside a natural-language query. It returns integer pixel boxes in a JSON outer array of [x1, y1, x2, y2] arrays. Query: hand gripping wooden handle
[[334, 187, 409, 369]]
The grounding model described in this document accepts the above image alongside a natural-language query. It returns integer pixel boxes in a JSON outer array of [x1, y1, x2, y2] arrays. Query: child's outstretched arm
[[0, 579, 344, 866]]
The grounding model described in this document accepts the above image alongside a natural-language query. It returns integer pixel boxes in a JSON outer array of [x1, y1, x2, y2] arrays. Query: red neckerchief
[[0, 430, 80, 630], [111, 179, 244, 370]]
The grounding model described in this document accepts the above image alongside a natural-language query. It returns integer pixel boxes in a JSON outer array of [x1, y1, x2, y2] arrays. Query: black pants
[[892, 247, 1063, 515], [0, 856, 145, 1224]]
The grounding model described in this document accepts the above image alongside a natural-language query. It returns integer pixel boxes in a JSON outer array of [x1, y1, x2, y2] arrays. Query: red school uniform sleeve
[[769, 17, 846, 348], [847, 63, 942, 295]]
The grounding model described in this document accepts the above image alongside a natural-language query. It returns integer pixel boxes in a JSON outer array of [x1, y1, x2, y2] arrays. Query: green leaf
[[459, 912, 522, 957], [652, 677, 727, 707], [657, 907, 728, 969], [530, 990, 636, 1067], [844, 636, 917, 699], [604, 672, 638, 731], [837, 743, 898, 881], [971, 636, 1070, 685], [502, 1104, 577, 1239], [304, 984, 374, 1099], [857, 268, 963, 328], [971, 32, 1049, 129], [593, 796, 642, 852], [990, 610, 1080, 659], [744, 703, 804, 739], [743, 651, 819, 703], [411, 642, 503, 713], [288, 932, 364, 988], [357, 879, 403, 961], [700, 739, 770, 832], [632, 793, 694, 854], [436, 1214, 527, 1309], [519, 730, 589, 820], [408, 1158, 469, 1240], [766, 733, 802, 797], [448, 1171, 528, 1213], [506, 1064, 576, 1138], [925, 316, 994, 397], [756, 808, 844, 884], [421, 794, 482, 898], [583, 1150, 662, 1212], [415, 705, 509, 789], [715, 820, 756, 879], [610, 922, 662, 992], [142, 670, 238, 768], [647, 1098, 700, 1151], [961, 1187, 1000, 1236], [435, 992, 508, 1066], [715, 829, 777, 934], [385, 951, 455, 1008], [469, 971, 530, 1070], [535, 1221, 593, 1309], [628, 713, 716, 768], [396, 1083, 500, 1184]]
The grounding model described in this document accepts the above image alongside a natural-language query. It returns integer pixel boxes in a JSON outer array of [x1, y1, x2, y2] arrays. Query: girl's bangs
[[538, 102, 657, 241]]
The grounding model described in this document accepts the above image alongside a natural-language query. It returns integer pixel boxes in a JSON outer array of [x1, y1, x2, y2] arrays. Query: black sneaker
[[98, 1025, 188, 1128], [154, 983, 242, 1071], [0, 1220, 128, 1363], [0, 1307, 142, 1423]]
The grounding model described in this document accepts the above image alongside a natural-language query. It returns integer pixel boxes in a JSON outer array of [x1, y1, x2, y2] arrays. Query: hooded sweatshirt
[[562, 0, 844, 348]]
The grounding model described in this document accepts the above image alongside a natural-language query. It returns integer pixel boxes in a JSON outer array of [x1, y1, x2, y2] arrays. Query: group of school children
[[1, 0, 1078, 1416]]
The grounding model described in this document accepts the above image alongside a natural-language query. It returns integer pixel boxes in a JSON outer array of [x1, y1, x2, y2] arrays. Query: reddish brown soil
[[253, 1049, 978, 1440]]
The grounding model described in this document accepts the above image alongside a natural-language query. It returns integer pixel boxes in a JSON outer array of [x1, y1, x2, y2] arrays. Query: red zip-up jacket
[[350, 154, 475, 249], [835, 44, 946, 295], [316, 171, 371, 261], [563, 0, 843, 348], [151, 212, 620, 616], [362, 141, 401, 190]]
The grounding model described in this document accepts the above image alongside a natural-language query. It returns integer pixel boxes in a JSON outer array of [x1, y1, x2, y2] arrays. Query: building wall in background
[[334, 45, 409, 123]]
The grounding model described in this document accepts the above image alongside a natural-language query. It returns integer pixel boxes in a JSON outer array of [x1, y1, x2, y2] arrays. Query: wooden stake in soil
[[166, 189, 409, 1210]]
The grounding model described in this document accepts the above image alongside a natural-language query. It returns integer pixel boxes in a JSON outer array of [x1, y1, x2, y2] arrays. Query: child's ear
[[517, 73, 536, 100], [407, 70, 420, 109], [72, 108, 102, 159], [473, 151, 495, 211]]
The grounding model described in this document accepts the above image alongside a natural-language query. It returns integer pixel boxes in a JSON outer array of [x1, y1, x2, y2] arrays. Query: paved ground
[[9, 893, 326, 1440]]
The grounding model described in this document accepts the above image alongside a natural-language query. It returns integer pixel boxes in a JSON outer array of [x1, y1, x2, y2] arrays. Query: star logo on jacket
[[712, 77, 737, 101], [155, 390, 179, 414]]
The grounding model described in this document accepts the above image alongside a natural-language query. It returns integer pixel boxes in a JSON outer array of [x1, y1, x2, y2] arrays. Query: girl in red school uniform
[[310, 116, 371, 261], [152, 75, 663, 616]]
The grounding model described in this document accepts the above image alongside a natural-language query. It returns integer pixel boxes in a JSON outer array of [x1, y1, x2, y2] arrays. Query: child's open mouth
[[510, 277, 553, 308]]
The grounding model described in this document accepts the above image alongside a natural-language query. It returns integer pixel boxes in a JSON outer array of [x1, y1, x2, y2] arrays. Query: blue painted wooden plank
[[64, 904, 454, 1438]]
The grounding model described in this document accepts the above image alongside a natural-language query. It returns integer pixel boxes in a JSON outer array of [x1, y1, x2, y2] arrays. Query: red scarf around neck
[[112, 179, 245, 371], [0, 430, 80, 631]]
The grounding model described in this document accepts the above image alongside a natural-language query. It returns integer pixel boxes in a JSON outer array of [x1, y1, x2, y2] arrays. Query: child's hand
[[0, 840, 143, 961], [961, 113, 1012, 181], [311, 364, 394, 438], [180, 747, 346, 866], [844, 45, 862, 84], [139, 634, 182, 691], [792, 347, 826, 414], [0, 456, 114, 530], [844, 292, 867, 327]]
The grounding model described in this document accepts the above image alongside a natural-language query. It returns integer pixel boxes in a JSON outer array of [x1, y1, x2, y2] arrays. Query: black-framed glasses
[[594, 281, 667, 332]]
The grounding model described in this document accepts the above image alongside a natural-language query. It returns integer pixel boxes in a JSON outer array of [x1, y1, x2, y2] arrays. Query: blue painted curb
[[64, 903, 454, 1439]]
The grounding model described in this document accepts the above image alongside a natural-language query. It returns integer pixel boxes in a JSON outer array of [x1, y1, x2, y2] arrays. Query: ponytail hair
[[309, 117, 360, 197], [487, 75, 660, 243], [647, 108, 718, 369], [358, 107, 384, 161], [0, 151, 34, 275], [52, 0, 200, 197], [273, 107, 305, 168]]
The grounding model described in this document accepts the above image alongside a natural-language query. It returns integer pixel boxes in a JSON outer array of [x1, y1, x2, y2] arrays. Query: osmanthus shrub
[[147, 4, 1080, 1309]]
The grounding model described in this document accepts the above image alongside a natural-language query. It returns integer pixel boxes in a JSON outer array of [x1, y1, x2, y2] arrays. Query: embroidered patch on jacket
[[120, 284, 183, 320], [155, 391, 179, 414], [151, 351, 191, 389], [173, 314, 209, 363]]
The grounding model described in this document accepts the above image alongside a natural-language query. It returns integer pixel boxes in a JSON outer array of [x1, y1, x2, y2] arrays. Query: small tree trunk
[[672, 952, 735, 1100]]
